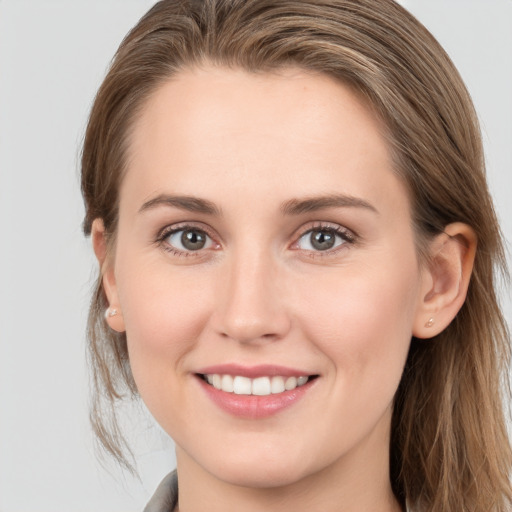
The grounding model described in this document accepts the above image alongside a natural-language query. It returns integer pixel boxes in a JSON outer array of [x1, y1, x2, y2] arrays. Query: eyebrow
[[139, 194, 221, 215], [280, 194, 378, 215], [138, 193, 378, 217]]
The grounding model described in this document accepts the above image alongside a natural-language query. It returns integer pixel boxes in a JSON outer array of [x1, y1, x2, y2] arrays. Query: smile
[[196, 366, 319, 418], [201, 374, 311, 396]]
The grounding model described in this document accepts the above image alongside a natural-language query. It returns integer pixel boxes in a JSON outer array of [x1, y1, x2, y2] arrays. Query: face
[[101, 66, 429, 489]]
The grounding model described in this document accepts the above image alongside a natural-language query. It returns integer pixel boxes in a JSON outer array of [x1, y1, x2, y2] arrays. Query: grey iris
[[311, 230, 335, 250], [181, 230, 207, 250]]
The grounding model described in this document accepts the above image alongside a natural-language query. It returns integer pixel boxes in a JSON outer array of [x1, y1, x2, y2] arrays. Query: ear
[[413, 222, 477, 339], [91, 218, 126, 333]]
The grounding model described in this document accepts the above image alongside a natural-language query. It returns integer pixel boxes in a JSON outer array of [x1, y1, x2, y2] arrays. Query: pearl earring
[[425, 317, 435, 328], [104, 307, 118, 319]]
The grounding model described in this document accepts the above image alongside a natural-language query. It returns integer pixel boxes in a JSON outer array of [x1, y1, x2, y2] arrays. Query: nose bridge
[[215, 242, 290, 343]]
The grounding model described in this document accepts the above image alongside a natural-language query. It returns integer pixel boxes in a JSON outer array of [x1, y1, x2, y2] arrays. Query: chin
[[200, 449, 320, 490], [217, 466, 308, 490]]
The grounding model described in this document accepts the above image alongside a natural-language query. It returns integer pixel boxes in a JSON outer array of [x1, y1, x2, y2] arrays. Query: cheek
[[294, 254, 420, 389], [114, 255, 214, 397]]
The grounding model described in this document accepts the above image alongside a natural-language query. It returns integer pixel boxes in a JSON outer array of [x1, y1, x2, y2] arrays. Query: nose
[[212, 249, 291, 345]]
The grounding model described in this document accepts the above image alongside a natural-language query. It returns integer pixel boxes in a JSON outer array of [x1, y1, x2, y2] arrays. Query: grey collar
[[143, 471, 178, 512], [143, 471, 411, 512]]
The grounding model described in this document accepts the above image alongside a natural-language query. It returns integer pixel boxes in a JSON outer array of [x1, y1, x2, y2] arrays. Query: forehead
[[122, 66, 408, 218]]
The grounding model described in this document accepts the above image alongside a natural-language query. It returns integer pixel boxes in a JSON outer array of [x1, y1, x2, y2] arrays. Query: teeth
[[221, 374, 234, 393], [270, 376, 285, 394], [204, 374, 310, 396], [233, 376, 252, 395], [297, 376, 308, 386], [285, 376, 297, 390], [252, 376, 271, 396]]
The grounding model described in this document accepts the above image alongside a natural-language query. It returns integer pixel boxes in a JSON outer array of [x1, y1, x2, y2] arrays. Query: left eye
[[296, 228, 348, 252], [165, 228, 214, 252]]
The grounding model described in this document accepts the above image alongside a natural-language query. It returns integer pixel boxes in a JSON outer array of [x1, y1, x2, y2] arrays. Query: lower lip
[[197, 376, 316, 419]]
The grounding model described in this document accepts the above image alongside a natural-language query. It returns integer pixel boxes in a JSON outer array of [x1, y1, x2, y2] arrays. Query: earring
[[104, 307, 118, 319], [425, 317, 435, 328]]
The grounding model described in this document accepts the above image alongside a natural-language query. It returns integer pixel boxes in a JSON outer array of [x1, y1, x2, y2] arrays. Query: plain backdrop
[[0, 1, 511, 511]]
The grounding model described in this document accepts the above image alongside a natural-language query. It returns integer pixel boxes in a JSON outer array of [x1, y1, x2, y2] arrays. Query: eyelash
[[293, 223, 356, 258], [155, 222, 357, 258], [156, 223, 219, 258]]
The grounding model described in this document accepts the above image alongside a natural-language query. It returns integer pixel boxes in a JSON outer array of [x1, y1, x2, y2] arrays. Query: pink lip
[[195, 364, 313, 378], [195, 366, 318, 419]]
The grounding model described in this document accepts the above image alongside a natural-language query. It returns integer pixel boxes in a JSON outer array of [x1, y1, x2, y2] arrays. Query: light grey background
[[0, 1, 510, 511]]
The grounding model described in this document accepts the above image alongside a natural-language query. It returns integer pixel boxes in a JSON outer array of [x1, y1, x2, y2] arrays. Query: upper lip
[[195, 364, 316, 378]]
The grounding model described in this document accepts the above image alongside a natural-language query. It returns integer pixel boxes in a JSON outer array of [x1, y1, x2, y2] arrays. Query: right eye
[[163, 227, 215, 253]]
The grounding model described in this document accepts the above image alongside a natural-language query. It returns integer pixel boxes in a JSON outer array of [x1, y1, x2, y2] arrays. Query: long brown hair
[[81, 1, 512, 509]]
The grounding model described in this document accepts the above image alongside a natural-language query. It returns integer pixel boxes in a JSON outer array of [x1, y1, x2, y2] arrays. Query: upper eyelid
[[292, 221, 356, 241], [157, 222, 217, 240]]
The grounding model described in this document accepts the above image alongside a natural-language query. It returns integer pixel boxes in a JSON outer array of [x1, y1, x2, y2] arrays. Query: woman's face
[[102, 67, 429, 488]]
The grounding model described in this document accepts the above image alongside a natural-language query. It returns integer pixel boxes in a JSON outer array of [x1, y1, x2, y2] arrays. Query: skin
[[93, 66, 476, 512]]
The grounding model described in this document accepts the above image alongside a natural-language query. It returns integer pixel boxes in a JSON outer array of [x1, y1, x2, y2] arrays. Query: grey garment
[[142, 470, 411, 511], [143, 471, 178, 512]]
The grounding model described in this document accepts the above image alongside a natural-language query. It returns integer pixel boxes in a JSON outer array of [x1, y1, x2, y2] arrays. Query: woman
[[81, 0, 512, 510]]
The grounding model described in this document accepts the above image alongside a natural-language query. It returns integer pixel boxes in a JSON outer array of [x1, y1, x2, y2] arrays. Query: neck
[[175, 410, 401, 512]]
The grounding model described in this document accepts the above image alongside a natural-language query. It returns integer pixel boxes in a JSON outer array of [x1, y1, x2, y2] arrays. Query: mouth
[[195, 364, 319, 418], [198, 373, 317, 396]]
